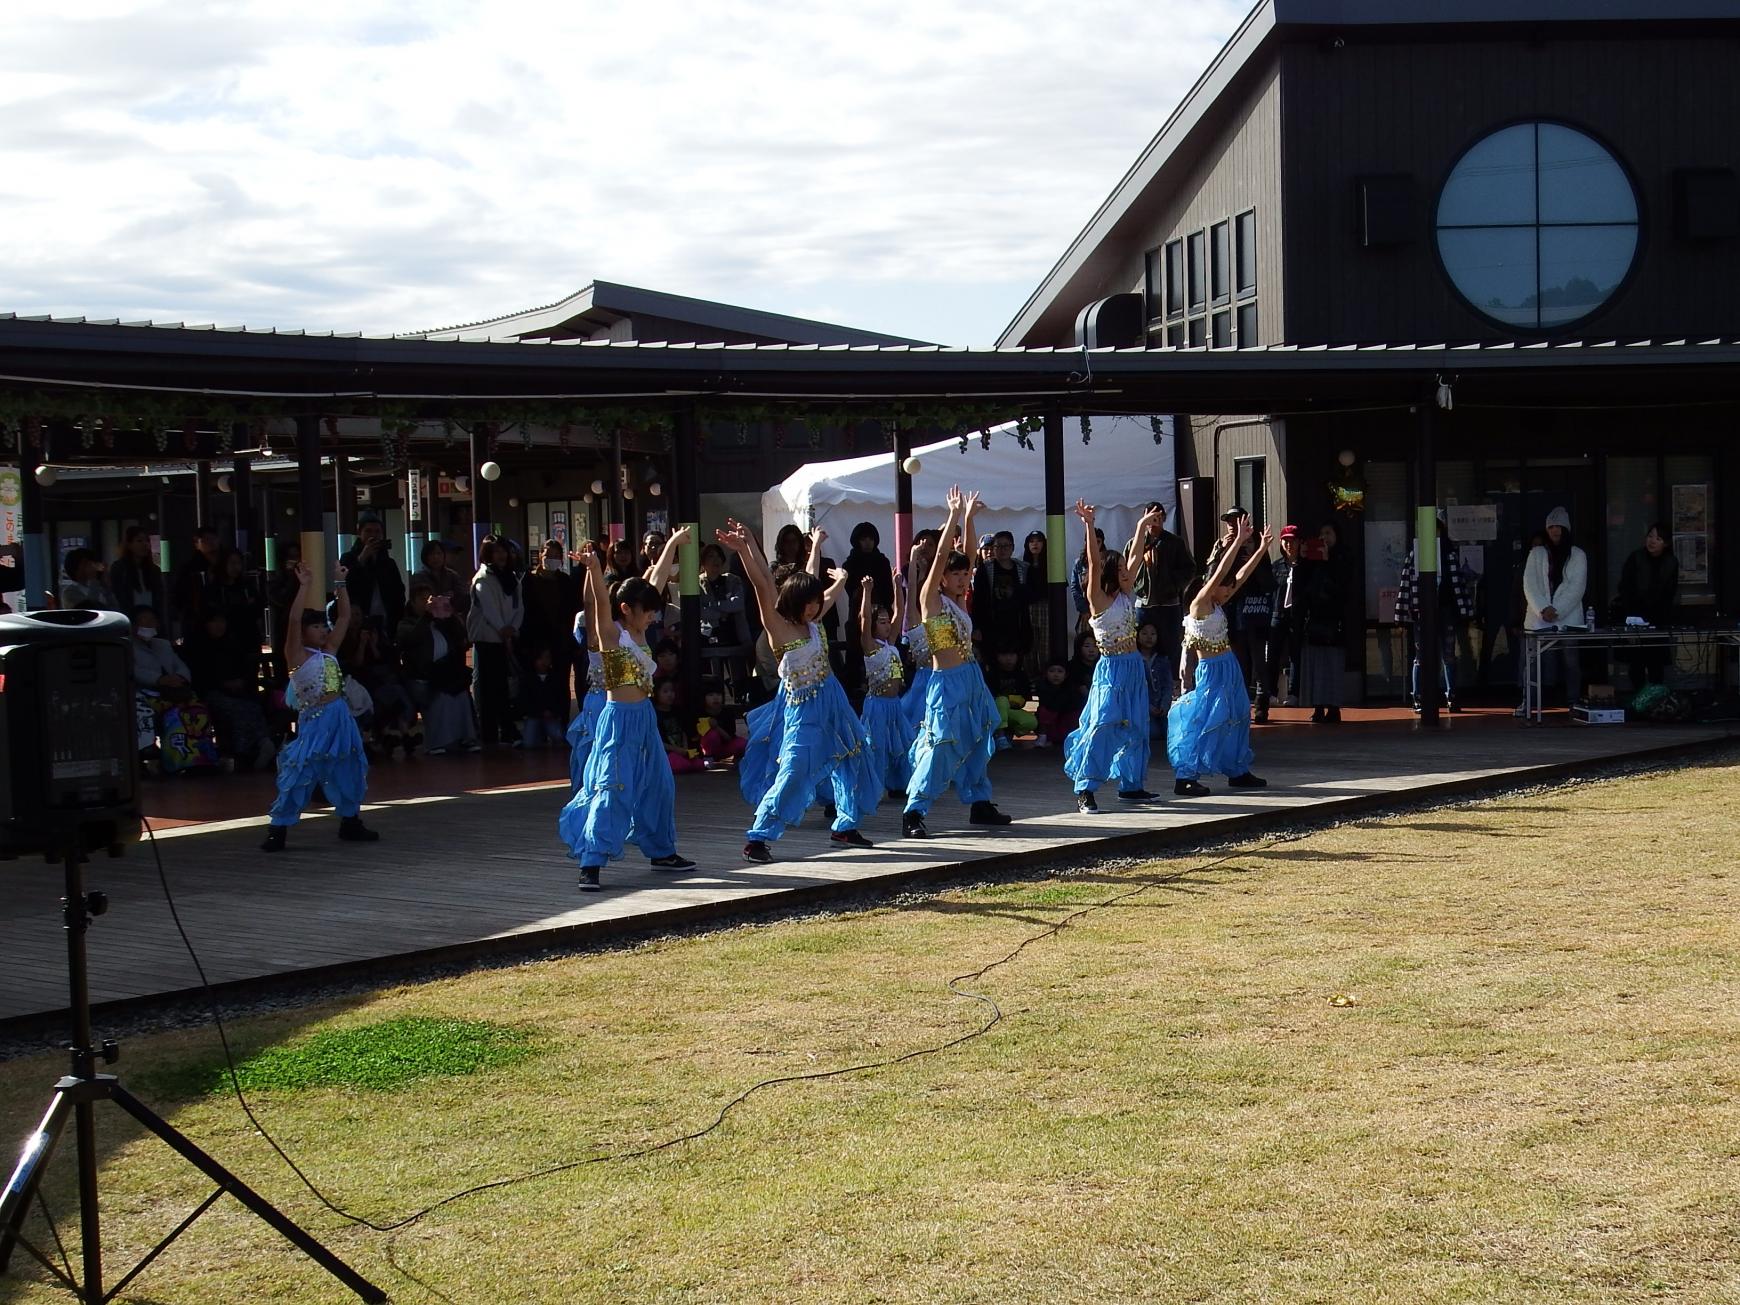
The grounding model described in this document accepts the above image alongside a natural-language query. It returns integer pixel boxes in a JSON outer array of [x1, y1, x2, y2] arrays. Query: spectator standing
[[1521, 506, 1589, 711], [522, 539, 579, 711], [467, 536, 524, 745], [110, 527, 165, 615], [266, 540, 303, 679], [181, 608, 272, 769], [1131, 501, 1194, 678], [397, 582, 479, 755], [1262, 525, 1307, 717], [1137, 621, 1172, 741], [1297, 540, 1348, 723], [1398, 515, 1475, 713], [1021, 530, 1051, 678], [1613, 522, 1679, 688], [171, 526, 220, 634], [699, 542, 753, 699], [340, 513, 407, 640], [1069, 530, 1106, 637], [413, 539, 471, 618], [972, 530, 1031, 664], [1203, 507, 1274, 714], [210, 546, 263, 657], [60, 548, 116, 610]]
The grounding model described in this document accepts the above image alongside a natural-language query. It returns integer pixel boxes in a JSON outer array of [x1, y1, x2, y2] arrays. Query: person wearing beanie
[[1521, 505, 1589, 713]]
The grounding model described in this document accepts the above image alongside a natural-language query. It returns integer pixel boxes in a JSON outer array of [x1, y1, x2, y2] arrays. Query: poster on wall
[[1363, 520, 1408, 619], [1674, 533, 1710, 584], [0, 468, 20, 545], [1671, 483, 1709, 534], [1445, 504, 1498, 542], [550, 509, 567, 545], [644, 509, 670, 537]]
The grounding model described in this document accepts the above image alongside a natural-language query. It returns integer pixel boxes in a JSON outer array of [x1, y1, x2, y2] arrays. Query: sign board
[[1445, 504, 1497, 541], [550, 509, 568, 545], [406, 467, 423, 523], [0, 468, 20, 545], [437, 474, 471, 501]]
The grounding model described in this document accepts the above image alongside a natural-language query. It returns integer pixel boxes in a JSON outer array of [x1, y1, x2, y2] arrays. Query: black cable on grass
[[143, 816, 1304, 1297]]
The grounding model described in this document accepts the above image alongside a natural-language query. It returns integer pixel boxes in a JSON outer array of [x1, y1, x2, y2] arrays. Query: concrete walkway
[[2, 714, 1732, 1028]]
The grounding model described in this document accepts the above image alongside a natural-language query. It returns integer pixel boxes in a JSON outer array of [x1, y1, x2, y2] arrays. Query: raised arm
[[643, 524, 691, 592], [1125, 506, 1163, 596], [822, 566, 848, 611], [1075, 500, 1109, 616], [1231, 525, 1274, 593], [805, 526, 827, 579], [284, 561, 314, 666], [903, 542, 924, 632], [578, 544, 618, 646], [920, 486, 966, 619], [716, 519, 789, 639], [326, 563, 352, 652], [569, 545, 599, 651], [858, 575, 879, 654], [961, 492, 981, 562], [1206, 518, 1254, 593]]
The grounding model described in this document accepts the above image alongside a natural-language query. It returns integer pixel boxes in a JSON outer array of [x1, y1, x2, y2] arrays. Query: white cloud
[[0, 0, 1250, 344]]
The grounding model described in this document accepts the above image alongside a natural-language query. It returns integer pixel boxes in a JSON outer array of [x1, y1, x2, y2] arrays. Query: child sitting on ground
[[517, 643, 569, 749], [1034, 660, 1080, 746], [655, 679, 705, 773], [695, 679, 747, 768], [986, 648, 1036, 750]]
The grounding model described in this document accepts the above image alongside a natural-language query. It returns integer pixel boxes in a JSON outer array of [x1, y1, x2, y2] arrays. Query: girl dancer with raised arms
[[566, 526, 689, 790], [903, 486, 1010, 838], [558, 541, 695, 891], [716, 518, 880, 864], [262, 561, 377, 851], [1167, 514, 1273, 797], [1064, 499, 1165, 811], [857, 574, 913, 799]]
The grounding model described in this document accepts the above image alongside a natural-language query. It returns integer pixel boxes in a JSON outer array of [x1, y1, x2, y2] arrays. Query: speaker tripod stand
[[0, 847, 385, 1303]]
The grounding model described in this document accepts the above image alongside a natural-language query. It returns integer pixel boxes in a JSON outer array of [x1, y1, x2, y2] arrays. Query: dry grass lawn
[[2, 759, 1738, 1303]]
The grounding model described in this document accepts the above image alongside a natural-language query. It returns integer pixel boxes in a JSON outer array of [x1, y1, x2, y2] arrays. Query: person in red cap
[[1261, 525, 1307, 721]]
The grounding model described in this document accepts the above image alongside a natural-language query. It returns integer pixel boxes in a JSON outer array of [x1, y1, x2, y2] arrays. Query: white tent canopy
[[760, 416, 1176, 562]]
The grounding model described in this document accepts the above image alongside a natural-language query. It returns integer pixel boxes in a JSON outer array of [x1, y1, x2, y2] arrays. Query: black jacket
[[1614, 548, 1679, 626], [1135, 530, 1195, 608], [340, 542, 407, 632]]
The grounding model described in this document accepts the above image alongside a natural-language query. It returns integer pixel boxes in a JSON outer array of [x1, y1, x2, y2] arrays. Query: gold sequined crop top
[[922, 596, 974, 661], [775, 623, 833, 702], [1090, 592, 1139, 656], [1183, 608, 1232, 657], [602, 633, 656, 692], [864, 642, 905, 697]]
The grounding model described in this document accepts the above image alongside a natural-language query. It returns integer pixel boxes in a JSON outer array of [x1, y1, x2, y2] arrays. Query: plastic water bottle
[[1584, 605, 1596, 629]]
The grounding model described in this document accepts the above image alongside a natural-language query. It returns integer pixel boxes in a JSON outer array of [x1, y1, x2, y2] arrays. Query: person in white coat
[[1520, 506, 1588, 713], [467, 537, 525, 745]]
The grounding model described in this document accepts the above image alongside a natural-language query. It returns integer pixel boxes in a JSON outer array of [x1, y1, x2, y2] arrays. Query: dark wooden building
[[1002, 0, 1740, 700]]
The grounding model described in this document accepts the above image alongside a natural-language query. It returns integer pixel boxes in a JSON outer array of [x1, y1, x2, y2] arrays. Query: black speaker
[[1674, 168, 1739, 242], [1074, 293, 1146, 349], [1358, 175, 1416, 247], [0, 610, 141, 859]]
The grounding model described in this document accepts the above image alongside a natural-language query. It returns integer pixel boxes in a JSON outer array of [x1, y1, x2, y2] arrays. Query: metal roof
[[406, 279, 929, 347], [996, 0, 1740, 348]]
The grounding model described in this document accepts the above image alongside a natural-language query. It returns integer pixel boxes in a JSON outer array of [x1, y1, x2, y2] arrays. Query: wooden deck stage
[[2, 710, 1734, 1030]]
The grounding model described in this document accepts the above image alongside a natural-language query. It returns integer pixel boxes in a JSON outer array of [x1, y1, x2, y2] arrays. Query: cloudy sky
[[1, 1, 1249, 345]]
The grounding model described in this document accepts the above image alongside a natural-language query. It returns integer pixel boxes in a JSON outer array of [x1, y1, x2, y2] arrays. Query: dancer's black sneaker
[[1228, 772, 1268, 789], [1076, 792, 1099, 813], [829, 829, 874, 849], [1117, 789, 1159, 802], [650, 854, 696, 872], [743, 840, 773, 864], [577, 866, 602, 892], [1174, 779, 1211, 797], [261, 825, 287, 853], [969, 801, 1012, 826], [902, 811, 928, 839], [338, 816, 379, 842]]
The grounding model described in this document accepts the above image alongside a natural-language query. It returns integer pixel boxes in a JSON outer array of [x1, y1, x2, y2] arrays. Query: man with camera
[[339, 513, 407, 642]]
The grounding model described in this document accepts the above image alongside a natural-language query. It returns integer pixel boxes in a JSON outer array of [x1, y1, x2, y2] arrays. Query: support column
[[426, 462, 443, 553], [610, 427, 625, 545], [194, 458, 213, 530], [295, 415, 325, 599], [231, 446, 255, 566], [333, 453, 355, 562], [18, 451, 49, 611], [893, 423, 914, 572], [674, 406, 703, 707], [470, 424, 492, 566], [1044, 405, 1070, 664], [405, 465, 426, 572], [1415, 401, 1442, 727]]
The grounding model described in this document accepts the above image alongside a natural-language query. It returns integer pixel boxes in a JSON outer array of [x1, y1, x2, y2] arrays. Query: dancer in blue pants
[[717, 519, 879, 864], [1168, 514, 1274, 797], [1064, 499, 1166, 811], [558, 541, 696, 891], [262, 561, 376, 851], [903, 485, 1011, 838]]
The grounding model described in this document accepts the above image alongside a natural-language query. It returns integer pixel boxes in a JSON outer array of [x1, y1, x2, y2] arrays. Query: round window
[[1435, 122, 1639, 330]]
